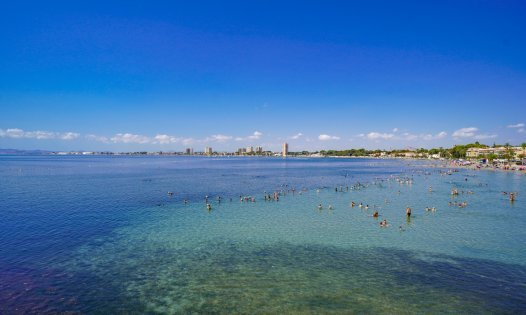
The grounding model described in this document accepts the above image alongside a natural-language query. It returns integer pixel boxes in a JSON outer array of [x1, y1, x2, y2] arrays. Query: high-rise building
[[282, 143, 288, 157], [185, 148, 194, 155], [255, 146, 263, 154], [205, 147, 213, 155], [247, 146, 254, 154]]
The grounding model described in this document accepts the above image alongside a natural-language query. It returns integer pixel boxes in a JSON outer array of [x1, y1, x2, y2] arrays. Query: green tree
[[486, 153, 497, 162]]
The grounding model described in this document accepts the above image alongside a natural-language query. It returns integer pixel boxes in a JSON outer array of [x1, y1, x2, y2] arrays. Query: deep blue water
[[1, 155, 525, 313]]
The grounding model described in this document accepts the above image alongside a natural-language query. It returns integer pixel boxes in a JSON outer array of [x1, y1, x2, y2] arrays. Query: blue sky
[[1, 1, 525, 151]]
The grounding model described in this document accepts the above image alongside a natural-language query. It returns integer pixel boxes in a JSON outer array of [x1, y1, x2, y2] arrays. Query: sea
[[0, 155, 525, 314]]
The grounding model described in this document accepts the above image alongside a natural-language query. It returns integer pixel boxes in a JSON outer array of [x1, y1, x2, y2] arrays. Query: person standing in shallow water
[[406, 207, 411, 217]]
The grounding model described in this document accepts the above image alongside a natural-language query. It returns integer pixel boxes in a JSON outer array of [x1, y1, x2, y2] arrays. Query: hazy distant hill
[[0, 149, 52, 155]]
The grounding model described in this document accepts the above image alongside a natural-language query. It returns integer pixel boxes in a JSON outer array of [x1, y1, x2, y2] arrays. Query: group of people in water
[[162, 167, 519, 228]]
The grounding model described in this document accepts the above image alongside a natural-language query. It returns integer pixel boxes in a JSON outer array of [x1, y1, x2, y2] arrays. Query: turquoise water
[[1, 156, 525, 313]]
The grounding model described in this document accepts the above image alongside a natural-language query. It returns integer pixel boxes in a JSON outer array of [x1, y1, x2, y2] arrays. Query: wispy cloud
[[359, 130, 447, 141], [205, 134, 233, 142], [153, 134, 181, 144], [60, 132, 80, 140], [365, 132, 395, 140], [507, 123, 525, 133], [234, 131, 264, 141], [473, 134, 498, 140], [0, 128, 79, 140], [452, 127, 496, 140], [452, 127, 478, 138], [318, 134, 340, 141], [87, 132, 193, 145], [248, 131, 263, 140], [289, 132, 303, 140], [421, 131, 447, 141], [110, 133, 151, 144]]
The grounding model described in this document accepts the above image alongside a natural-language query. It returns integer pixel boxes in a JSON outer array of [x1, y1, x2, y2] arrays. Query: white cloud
[[290, 133, 303, 140], [26, 131, 56, 139], [233, 131, 264, 141], [60, 132, 80, 140], [437, 131, 448, 139], [153, 134, 181, 144], [0, 128, 79, 140], [359, 130, 448, 142], [453, 127, 497, 140], [452, 127, 478, 138], [421, 131, 447, 141], [508, 123, 525, 133], [473, 134, 498, 140], [365, 132, 395, 140], [110, 133, 151, 144], [318, 134, 340, 141], [392, 128, 399, 133], [206, 134, 233, 142], [401, 132, 418, 141], [0, 128, 25, 138], [248, 131, 263, 140]]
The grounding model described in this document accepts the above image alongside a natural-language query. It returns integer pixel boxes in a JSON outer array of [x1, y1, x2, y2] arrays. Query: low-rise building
[[466, 147, 525, 160]]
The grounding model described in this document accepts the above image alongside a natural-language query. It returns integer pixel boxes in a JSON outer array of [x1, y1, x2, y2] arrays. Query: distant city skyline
[[1, 1, 525, 151]]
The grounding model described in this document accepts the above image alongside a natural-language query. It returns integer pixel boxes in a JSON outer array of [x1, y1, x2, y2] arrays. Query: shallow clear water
[[1, 156, 525, 313]]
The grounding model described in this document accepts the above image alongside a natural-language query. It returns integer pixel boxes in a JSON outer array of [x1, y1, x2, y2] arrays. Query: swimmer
[[373, 210, 379, 218], [167, 191, 174, 196], [351, 201, 355, 207], [365, 205, 369, 210], [318, 204, 323, 210], [380, 219, 389, 227], [359, 203, 363, 208], [406, 207, 411, 217], [206, 203, 212, 211], [328, 204, 334, 210]]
